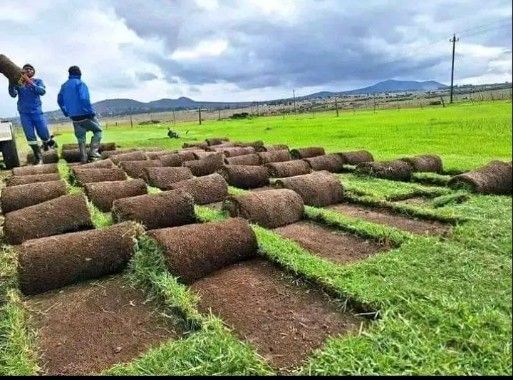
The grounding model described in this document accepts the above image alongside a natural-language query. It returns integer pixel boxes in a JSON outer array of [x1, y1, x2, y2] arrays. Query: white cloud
[[170, 40, 229, 61]]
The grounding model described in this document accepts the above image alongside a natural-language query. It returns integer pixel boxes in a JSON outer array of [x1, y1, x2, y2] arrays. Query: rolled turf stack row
[[143, 167, 194, 189], [72, 167, 127, 186], [62, 150, 83, 163], [336, 150, 374, 165], [101, 149, 137, 159], [218, 165, 270, 189], [147, 218, 258, 284], [257, 149, 291, 164], [17, 222, 143, 295], [265, 160, 312, 178], [145, 151, 173, 160], [69, 159, 115, 169], [109, 151, 148, 165], [400, 154, 444, 173], [206, 137, 230, 146], [303, 154, 345, 173], [263, 144, 289, 151], [233, 140, 265, 152], [12, 163, 58, 176], [61, 142, 116, 152], [193, 151, 220, 160], [3, 194, 93, 245], [224, 153, 261, 166], [84, 179, 148, 212], [448, 160, 512, 195], [112, 190, 196, 229], [355, 160, 413, 181], [168, 173, 228, 205], [27, 150, 59, 164], [119, 160, 163, 179], [274, 171, 344, 207], [206, 142, 234, 151], [177, 151, 199, 162], [6, 173, 61, 187], [159, 153, 184, 167], [219, 147, 256, 157], [183, 153, 224, 176], [1, 180, 67, 214], [223, 189, 304, 228], [183, 142, 209, 149], [290, 147, 326, 159]]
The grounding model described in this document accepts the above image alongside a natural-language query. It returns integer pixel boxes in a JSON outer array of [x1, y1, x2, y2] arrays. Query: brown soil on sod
[[257, 150, 291, 164], [448, 160, 512, 195], [183, 153, 224, 176], [233, 140, 265, 151], [61, 149, 83, 163], [112, 190, 196, 229], [275, 221, 389, 264], [336, 150, 374, 165], [218, 165, 270, 189], [355, 160, 413, 181], [3, 194, 93, 245], [0, 54, 23, 83], [218, 146, 256, 157], [5, 173, 61, 187], [72, 168, 127, 186], [290, 147, 325, 159], [223, 189, 304, 228], [274, 171, 344, 207], [143, 167, 194, 189], [109, 151, 148, 165], [100, 149, 137, 159], [251, 186, 275, 192], [190, 258, 361, 372], [206, 142, 235, 151], [27, 150, 59, 164], [177, 150, 199, 162], [400, 154, 443, 173], [84, 179, 148, 212], [327, 203, 451, 236], [24, 275, 182, 375], [303, 154, 345, 173], [61, 143, 116, 152], [12, 163, 59, 176], [193, 151, 221, 160], [184, 141, 209, 149], [148, 218, 258, 284], [119, 160, 163, 179], [71, 159, 115, 169], [224, 153, 261, 166], [1, 180, 67, 214], [159, 153, 184, 167], [265, 160, 312, 177], [18, 222, 143, 295], [263, 144, 289, 151], [145, 151, 172, 160], [206, 137, 230, 146], [168, 173, 228, 205]]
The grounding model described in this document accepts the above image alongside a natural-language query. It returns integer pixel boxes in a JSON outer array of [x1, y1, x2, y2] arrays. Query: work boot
[[88, 140, 102, 161], [78, 142, 88, 164], [30, 144, 43, 165]]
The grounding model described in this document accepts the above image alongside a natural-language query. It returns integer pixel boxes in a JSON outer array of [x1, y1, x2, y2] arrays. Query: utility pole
[[172, 109, 176, 124], [293, 89, 297, 113], [449, 33, 459, 104], [198, 108, 202, 125], [129, 113, 133, 128], [335, 97, 339, 117]]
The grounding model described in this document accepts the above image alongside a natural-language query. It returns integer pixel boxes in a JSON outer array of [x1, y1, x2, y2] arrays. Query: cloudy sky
[[0, 0, 511, 117]]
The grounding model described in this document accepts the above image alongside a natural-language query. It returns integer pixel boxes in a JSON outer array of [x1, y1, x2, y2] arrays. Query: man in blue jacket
[[8, 63, 55, 165], [57, 66, 102, 163]]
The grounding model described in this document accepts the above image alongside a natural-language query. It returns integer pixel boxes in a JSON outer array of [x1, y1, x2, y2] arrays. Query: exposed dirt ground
[[24, 275, 182, 375], [327, 202, 451, 236], [274, 221, 391, 264], [190, 258, 362, 372], [394, 196, 434, 207]]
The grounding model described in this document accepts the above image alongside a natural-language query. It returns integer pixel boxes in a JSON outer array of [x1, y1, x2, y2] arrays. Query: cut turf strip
[[24, 275, 182, 375], [168, 173, 228, 205], [274, 221, 390, 264], [190, 258, 361, 372], [0, 180, 67, 214], [84, 179, 148, 212], [326, 202, 451, 236], [12, 163, 59, 176], [72, 168, 127, 186], [5, 173, 61, 187]]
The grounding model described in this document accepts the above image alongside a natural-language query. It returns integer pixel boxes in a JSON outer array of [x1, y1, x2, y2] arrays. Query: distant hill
[[43, 79, 447, 120]]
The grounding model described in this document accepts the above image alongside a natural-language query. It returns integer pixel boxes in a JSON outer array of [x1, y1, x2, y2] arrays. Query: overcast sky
[[0, 0, 511, 117]]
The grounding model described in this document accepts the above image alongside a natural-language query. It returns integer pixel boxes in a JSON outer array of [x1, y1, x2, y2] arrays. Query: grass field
[[1, 100, 512, 375]]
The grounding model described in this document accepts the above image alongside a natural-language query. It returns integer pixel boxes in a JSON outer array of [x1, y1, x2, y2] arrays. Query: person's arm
[[31, 79, 46, 96], [8, 83, 17, 98], [78, 82, 94, 115], [57, 88, 69, 117]]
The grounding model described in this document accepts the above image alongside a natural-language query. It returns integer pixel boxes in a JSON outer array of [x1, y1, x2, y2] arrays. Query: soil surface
[[395, 196, 433, 207], [24, 275, 182, 375], [190, 258, 362, 372], [251, 186, 275, 192], [327, 203, 451, 236], [275, 221, 390, 264]]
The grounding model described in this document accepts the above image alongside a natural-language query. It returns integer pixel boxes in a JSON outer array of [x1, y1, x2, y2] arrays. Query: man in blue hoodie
[[57, 66, 102, 163], [8, 63, 55, 165]]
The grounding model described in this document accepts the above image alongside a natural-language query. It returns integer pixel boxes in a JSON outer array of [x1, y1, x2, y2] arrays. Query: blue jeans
[[72, 117, 103, 145], [19, 112, 50, 146]]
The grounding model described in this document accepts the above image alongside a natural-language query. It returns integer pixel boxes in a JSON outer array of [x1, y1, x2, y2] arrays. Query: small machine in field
[[0, 120, 20, 169]]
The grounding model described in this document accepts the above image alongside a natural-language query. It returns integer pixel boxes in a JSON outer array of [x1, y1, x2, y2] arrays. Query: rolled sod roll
[[183, 141, 209, 149], [0, 54, 23, 84], [355, 160, 413, 181], [119, 160, 163, 179], [290, 147, 326, 159], [205, 137, 230, 146], [265, 160, 312, 178], [400, 154, 443, 173], [5, 173, 61, 187], [177, 150, 199, 162], [193, 151, 222, 160], [448, 160, 512, 195], [17, 222, 143, 295], [233, 140, 265, 151], [61, 142, 116, 152], [109, 151, 148, 165], [72, 168, 127, 186], [336, 150, 374, 165], [144, 151, 172, 160], [26, 150, 59, 164], [71, 159, 115, 169], [183, 153, 224, 177], [206, 142, 235, 151], [112, 190, 196, 229], [143, 167, 194, 189], [274, 171, 344, 207], [220, 147, 256, 157], [84, 179, 148, 212], [303, 154, 345, 173], [61, 149, 83, 163], [263, 144, 289, 151], [12, 163, 58, 176], [218, 165, 270, 189], [257, 149, 291, 164], [100, 148, 137, 159], [223, 189, 304, 228], [147, 218, 257, 284], [224, 153, 261, 166], [3, 194, 93, 245], [168, 173, 228, 205], [159, 153, 184, 167], [1, 180, 67, 214]]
